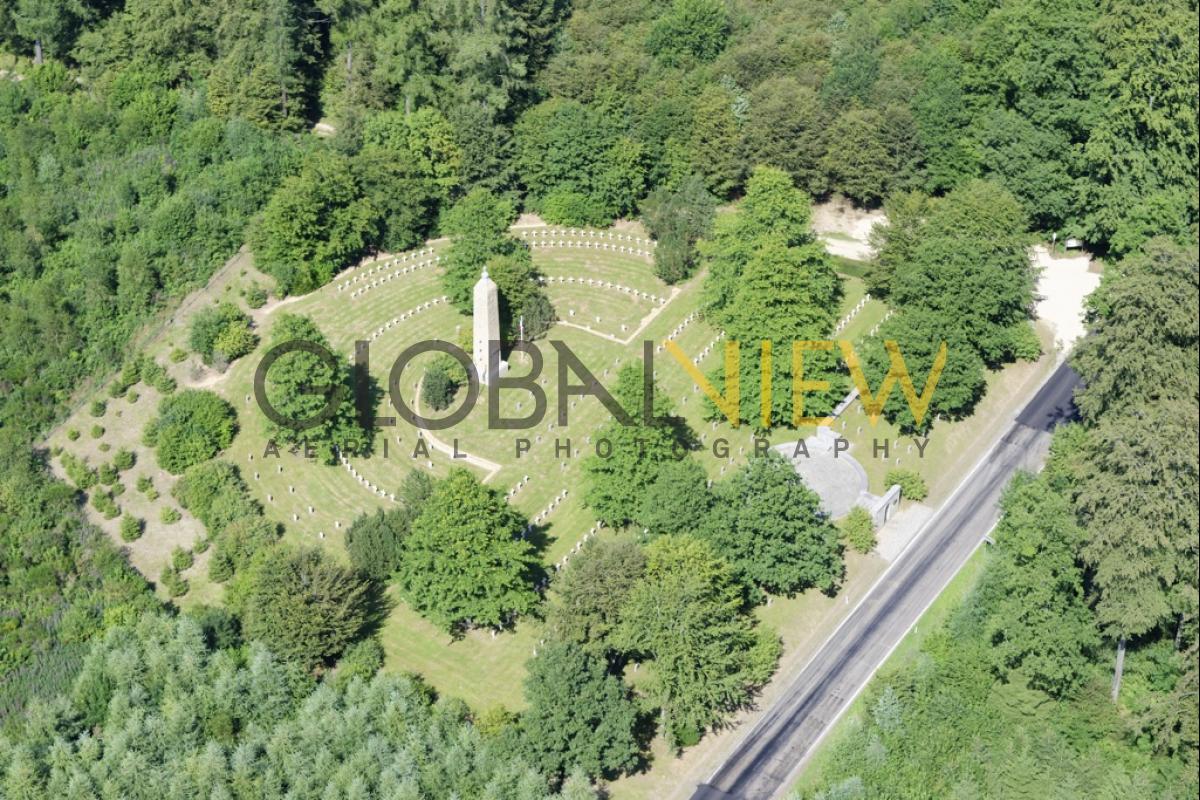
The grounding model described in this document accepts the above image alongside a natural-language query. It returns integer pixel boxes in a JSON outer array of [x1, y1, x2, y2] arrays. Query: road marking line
[[702, 360, 1071, 790]]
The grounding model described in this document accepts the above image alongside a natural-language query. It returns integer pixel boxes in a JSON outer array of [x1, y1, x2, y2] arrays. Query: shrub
[[194, 536, 211, 554], [160, 507, 182, 524], [159, 567, 189, 597], [97, 463, 119, 486], [141, 360, 176, 394], [119, 514, 143, 542], [190, 302, 254, 364], [146, 488, 160, 501], [113, 449, 136, 471], [886, 469, 928, 502], [144, 390, 238, 474], [91, 425, 105, 439], [93, 492, 120, 519], [170, 347, 188, 363], [111, 482, 125, 497], [213, 322, 258, 363], [89, 400, 107, 417], [62, 454, 97, 490], [126, 390, 140, 403], [119, 358, 143, 388], [108, 381, 127, 398], [136, 475, 154, 493], [244, 284, 268, 309], [98, 443, 111, 452], [67, 428, 80, 441], [1009, 321, 1042, 361], [841, 507, 877, 554], [171, 546, 194, 571]]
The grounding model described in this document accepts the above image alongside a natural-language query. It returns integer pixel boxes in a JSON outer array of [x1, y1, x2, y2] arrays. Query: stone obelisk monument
[[472, 267, 505, 384]]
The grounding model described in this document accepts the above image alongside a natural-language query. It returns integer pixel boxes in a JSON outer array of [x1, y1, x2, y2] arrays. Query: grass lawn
[[787, 544, 992, 797], [831, 255, 870, 279]]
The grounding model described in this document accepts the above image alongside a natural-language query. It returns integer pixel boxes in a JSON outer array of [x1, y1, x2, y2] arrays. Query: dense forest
[[1, 0, 1197, 796]]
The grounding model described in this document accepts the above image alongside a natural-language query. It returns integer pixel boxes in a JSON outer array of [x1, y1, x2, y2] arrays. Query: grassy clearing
[[832, 255, 870, 279]]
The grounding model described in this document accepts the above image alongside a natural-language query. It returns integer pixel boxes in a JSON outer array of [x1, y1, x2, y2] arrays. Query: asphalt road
[[692, 362, 1080, 800]]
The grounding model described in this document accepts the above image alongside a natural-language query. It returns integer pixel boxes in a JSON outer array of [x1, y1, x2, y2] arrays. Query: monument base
[[479, 360, 508, 386]]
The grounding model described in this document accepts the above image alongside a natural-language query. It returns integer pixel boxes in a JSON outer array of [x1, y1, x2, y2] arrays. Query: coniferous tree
[[239, 546, 374, 668]]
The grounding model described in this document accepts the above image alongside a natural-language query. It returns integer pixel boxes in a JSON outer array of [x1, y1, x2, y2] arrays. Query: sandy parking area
[[1032, 245, 1100, 356]]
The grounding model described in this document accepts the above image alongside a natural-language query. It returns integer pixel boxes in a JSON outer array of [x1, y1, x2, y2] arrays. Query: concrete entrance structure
[[775, 427, 901, 525]]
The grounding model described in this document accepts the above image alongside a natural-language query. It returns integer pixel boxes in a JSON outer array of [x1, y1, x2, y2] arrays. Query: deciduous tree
[[616, 535, 780, 747], [399, 469, 538, 632], [701, 453, 843, 595], [518, 641, 641, 782]]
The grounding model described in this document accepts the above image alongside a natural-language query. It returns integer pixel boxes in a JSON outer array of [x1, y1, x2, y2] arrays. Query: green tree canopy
[[582, 365, 693, 527], [547, 537, 647, 656], [821, 107, 893, 206], [143, 389, 238, 474], [637, 457, 712, 537], [742, 78, 828, 194], [616, 535, 780, 747], [647, 0, 730, 66], [238, 545, 375, 668], [1, 615, 591, 799], [440, 188, 519, 310], [250, 150, 378, 294], [399, 468, 539, 632], [701, 165, 826, 330], [1075, 402, 1199, 642], [640, 174, 717, 284], [517, 641, 641, 782], [701, 452, 843, 595], [260, 313, 367, 463], [515, 98, 646, 225], [1071, 239, 1199, 422], [978, 472, 1098, 697], [889, 180, 1035, 367]]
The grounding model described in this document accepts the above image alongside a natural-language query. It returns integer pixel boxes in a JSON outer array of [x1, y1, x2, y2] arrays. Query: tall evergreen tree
[[239, 546, 375, 668], [978, 473, 1098, 697]]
